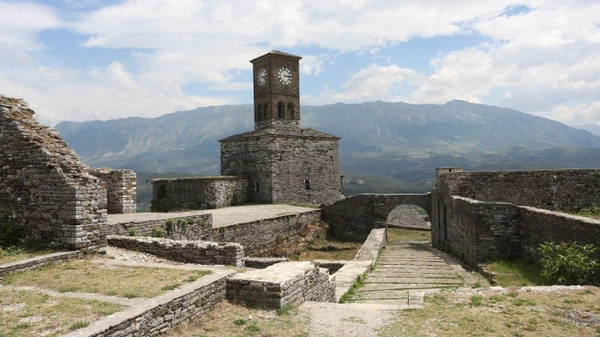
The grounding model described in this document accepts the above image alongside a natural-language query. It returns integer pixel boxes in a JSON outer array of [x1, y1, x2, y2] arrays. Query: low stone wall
[[519, 206, 600, 261], [212, 209, 323, 256], [0, 251, 79, 277], [89, 168, 137, 214], [107, 214, 212, 241], [152, 176, 248, 212], [107, 235, 244, 267], [334, 228, 386, 302], [244, 257, 289, 268], [322, 194, 431, 242], [227, 261, 335, 308], [63, 270, 234, 337]]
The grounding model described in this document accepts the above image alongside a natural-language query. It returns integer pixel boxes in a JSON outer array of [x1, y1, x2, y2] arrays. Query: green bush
[[537, 241, 599, 285]]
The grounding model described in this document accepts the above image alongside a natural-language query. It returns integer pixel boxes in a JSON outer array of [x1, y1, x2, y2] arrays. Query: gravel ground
[[299, 302, 398, 337]]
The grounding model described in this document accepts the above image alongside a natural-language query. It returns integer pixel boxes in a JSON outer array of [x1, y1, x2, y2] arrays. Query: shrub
[[164, 220, 174, 235], [537, 241, 599, 285], [150, 228, 165, 238]]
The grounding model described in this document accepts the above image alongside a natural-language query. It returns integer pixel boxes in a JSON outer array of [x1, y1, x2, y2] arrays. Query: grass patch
[[380, 287, 600, 337], [291, 239, 361, 261], [165, 301, 309, 337], [1, 259, 212, 298], [482, 260, 546, 286], [0, 288, 121, 337], [386, 228, 430, 244], [0, 245, 56, 265]]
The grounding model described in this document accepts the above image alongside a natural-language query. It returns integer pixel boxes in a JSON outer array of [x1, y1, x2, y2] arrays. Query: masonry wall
[[107, 236, 244, 267], [438, 169, 600, 212], [89, 168, 136, 214], [151, 176, 247, 212], [321, 193, 431, 241], [212, 209, 323, 256], [220, 131, 342, 206], [518, 206, 600, 261], [107, 214, 212, 241], [0, 97, 107, 252]]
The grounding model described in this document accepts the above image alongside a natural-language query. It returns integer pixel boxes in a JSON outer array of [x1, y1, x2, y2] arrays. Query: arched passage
[[386, 204, 430, 230]]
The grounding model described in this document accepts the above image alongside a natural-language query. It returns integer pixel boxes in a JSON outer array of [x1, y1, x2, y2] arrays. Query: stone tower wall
[[88, 168, 136, 214], [221, 137, 273, 203], [0, 97, 107, 252], [270, 136, 342, 205]]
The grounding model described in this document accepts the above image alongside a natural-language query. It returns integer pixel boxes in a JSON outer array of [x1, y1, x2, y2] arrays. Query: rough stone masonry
[[0, 96, 107, 252]]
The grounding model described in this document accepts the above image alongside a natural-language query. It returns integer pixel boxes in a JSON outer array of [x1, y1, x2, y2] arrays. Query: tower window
[[255, 181, 259, 192], [287, 103, 295, 119], [304, 179, 311, 190], [263, 103, 269, 120], [256, 104, 262, 121], [278, 102, 285, 120]]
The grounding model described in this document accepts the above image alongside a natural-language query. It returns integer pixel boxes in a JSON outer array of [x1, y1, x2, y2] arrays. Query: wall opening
[[386, 204, 430, 230], [287, 103, 295, 119], [255, 181, 259, 192], [277, 102, 285, 120], [263, 103, 269, 120], [157, 185, 167, 200], [304, 179, 311, 190]]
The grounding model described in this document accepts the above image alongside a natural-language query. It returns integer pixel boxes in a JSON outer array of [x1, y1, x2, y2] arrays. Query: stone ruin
[[0, 96, 136, 252]]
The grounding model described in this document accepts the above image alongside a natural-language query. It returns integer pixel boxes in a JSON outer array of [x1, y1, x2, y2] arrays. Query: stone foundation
[[226, 261, 335, 308], [107, 235, 244, 267]]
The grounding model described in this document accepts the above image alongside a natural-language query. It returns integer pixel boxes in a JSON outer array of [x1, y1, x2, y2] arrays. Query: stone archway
[[386, 204, 430, 230]]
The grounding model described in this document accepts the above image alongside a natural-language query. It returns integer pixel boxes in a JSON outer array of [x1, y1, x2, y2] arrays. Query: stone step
[[364, 277, 463, 284], [360, 283, 459, 291]]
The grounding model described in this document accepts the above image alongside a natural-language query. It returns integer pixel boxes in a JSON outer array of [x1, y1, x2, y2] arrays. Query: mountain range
[[55, 100, 600, 201]]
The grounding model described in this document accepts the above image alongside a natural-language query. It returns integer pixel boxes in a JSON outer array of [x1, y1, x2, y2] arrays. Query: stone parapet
[[107, 213, 212, 241], [227, 261, 335, 308], [107, 235, 244, 267]]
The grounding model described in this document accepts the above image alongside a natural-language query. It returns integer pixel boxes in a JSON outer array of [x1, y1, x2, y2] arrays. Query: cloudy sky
[[1, 0, 599, 127]]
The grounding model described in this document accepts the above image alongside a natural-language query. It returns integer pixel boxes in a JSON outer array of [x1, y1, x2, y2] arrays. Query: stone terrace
[[108, 204, 315, 228]]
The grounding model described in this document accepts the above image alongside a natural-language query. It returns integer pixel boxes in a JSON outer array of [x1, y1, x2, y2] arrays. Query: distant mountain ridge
[[55, 100, 600, 195]]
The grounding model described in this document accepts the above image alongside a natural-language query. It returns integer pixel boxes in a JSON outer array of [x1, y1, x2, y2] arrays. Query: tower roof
[[250, 50, 302, 63]]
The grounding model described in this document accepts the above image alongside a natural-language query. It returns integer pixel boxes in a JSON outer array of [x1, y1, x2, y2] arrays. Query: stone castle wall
[[151, 176, 247, 212], [432, 168, 600, 266], [437, 169, 600, 212], [89, 168, 136, 214], [0, 97, 107, 252]]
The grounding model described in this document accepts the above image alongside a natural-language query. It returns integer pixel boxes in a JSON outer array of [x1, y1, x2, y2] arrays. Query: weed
[[470, 295, 483, 306], [128, 229, 137, 236], [124, 292, 139, 298], [245, 322, 260, 332], [233, 318, 246, 326], [69, 321, 89, 330], [151, 228, 165, 238], [160, 283, 180, 291], [185, 275, 198, 282], [164, 220, 174, 235], [276, 304, 295, 316]]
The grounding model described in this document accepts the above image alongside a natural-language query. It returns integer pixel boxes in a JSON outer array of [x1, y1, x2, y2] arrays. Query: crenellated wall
[[0, 97, 107, 252]]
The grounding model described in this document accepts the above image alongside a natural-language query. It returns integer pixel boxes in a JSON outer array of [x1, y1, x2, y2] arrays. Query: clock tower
[[250, 50, 301, 130]]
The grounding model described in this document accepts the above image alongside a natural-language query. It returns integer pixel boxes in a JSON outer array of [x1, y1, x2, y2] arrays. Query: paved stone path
[[346, 241, 476, 307]]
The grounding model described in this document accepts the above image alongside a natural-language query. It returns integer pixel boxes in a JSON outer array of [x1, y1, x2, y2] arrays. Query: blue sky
[[1, 0, 600, 128]]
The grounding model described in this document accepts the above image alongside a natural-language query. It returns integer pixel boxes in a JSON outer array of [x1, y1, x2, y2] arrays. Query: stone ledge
[[227, 261, 335, 308], [0, 251, 79, 277], [62, 269, 235, 337], [243, 257, 289, 269], [333, 228, 386, 302], [107, 235, 244, 267]]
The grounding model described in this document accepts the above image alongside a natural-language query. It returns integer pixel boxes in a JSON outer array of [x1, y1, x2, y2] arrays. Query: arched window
[[304, 179, 311, 190], [263, 103, 269, 120], [277, 102, 285, 120], [256, 104, 262, 121], [287, 103, 295, 119]]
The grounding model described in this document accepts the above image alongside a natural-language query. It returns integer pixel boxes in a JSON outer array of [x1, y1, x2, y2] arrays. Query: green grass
[[482, 260, 546, 286], [386, 228, 430, 244]]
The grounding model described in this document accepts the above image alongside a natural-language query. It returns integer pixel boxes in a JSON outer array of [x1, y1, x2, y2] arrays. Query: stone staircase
[[346, 242, 475, 307]]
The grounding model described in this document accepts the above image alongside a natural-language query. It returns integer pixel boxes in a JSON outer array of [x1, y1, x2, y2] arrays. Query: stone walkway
[[346, 241, 476, 307]]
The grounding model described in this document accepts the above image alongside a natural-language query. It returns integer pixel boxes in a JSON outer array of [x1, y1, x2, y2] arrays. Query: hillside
[[55, 100, 600, 202]]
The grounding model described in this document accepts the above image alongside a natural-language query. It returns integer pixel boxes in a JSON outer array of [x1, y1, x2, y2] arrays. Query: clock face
[[277, 67, 293, 85], [257, 68, 267, 87]]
